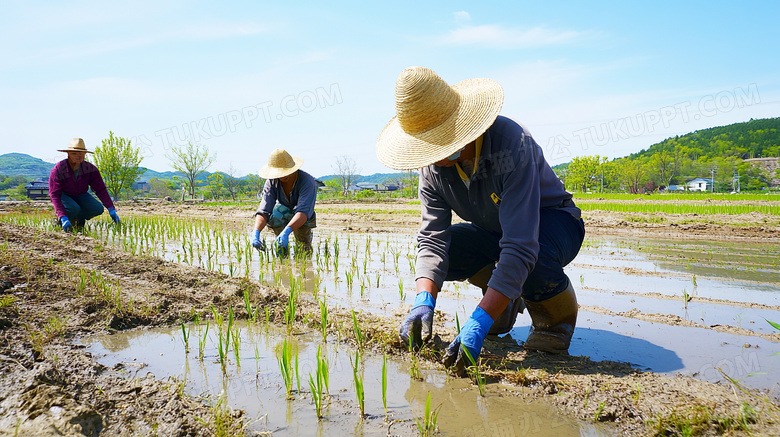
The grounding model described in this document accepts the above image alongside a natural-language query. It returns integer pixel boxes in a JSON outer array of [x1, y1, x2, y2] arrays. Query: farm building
[[25, 178, 49, 200]]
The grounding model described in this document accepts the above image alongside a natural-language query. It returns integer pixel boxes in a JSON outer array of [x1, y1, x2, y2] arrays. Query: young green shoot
[[198, 322, 209, 361], [277, 339, 294, 399], [180, 321, 190, 353], [415, 392, 440, 437], [319, 299, 328, 342], [243, 289, 254, 323], [461, 345, 485, 396], [352, 349, 365, 416], [382, 353, 388, 416]]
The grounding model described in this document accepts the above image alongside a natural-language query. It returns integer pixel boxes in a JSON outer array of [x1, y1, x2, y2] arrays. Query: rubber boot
[[469, 264, 526, 336], [523, 281, 578, 354]]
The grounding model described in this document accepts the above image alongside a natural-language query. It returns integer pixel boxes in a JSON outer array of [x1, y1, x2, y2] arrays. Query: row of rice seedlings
[[577, 201, 780, 215]]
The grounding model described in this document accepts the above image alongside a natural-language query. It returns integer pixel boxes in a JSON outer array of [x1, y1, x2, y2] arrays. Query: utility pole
[[732, 169, 740, 193], [710, 166, 716, 193]]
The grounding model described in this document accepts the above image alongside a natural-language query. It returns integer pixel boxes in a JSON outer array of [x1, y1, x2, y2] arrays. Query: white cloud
[[436, 24, 586, 48], [453, 11, 471, 23]]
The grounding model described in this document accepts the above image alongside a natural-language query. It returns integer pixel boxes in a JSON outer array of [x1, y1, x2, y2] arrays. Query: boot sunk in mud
[[523, 281, 578, 354]]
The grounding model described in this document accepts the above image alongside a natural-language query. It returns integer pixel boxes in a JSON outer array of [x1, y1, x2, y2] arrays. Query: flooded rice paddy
[[4, 212, 778, 434]]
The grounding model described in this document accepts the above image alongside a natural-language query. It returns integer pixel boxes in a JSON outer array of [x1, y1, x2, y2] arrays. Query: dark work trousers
[[444, 208, 585, 302]]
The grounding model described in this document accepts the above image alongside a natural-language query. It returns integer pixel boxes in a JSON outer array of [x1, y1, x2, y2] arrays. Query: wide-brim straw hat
[[58, 138, 93, 154], [376, 66, 504, 170], [258, 148, 303, 179]]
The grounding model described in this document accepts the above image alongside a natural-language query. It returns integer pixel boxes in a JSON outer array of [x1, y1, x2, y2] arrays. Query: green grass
[[578, 201, 780, 215]]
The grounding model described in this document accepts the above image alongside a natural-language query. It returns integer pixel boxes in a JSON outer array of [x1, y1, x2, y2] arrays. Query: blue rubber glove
[[443, 306, 494, 374], [60, 216, 72, 232], [275, 226, 293, 249], [250, 230, 265, 251], [399, 291, 436, 349], [108, 208, 121, 224]]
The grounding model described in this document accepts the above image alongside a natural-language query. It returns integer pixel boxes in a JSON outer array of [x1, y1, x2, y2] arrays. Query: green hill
[[629, 117, 780, 160], [0, 153, 55, 178], [318, 172, 411, 185]]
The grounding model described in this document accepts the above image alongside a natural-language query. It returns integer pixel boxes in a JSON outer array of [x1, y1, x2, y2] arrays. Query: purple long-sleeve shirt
[[416, 116, 580, 301], [48, 159, 115, 218]]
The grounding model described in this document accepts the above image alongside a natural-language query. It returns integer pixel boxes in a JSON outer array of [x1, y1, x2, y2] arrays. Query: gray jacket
[[416, 116, 580, 300]]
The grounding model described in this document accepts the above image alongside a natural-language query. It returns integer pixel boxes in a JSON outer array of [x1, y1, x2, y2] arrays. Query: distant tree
[[217, 166, 241, 201], [148, 177, 177, 198], [245, 174, 266, 198], [623, 160, 647, 194], [332, 155, 360, 197], [400, 170, 419, 197], [651, 151, 679, 188], [92, 131, 145, 200], [165, 142, 215, 199], [204, 173, 225, 200], [14, 184, 27, 199], [567, 155, 606, 192]]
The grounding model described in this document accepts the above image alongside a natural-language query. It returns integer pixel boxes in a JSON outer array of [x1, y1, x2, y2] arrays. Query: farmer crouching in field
[[49, 138, 121, 232], [376, 67, 585, 373], [250, 148, 318, 256]]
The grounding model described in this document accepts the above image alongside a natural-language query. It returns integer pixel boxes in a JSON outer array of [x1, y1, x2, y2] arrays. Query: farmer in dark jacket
[[376, 67, 584, 373], [250, 148, 318, 256], [49, 138, 120, 231]]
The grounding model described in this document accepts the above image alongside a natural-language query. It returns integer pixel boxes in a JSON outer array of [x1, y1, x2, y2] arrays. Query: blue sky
[[1, 1, 778, 178]]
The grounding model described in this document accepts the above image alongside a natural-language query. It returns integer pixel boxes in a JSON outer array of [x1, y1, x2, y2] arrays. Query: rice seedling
[[285, 283, 297, 332], [242, 289, 254, 323], [455, 313, 461, 334], [198, 322, 209, 361], [682, 289, 692, 309], [317, 346, 330, 395], [277, 339, 294, 399], [295, 353, 301, 394], [308, 369, 325, 419], [351, 309, 364, 348], [382, 353, 388, 416], [231, 324, 241, 367], [398, 278, 405, 301], [351, 349, 365, 416], [461, 346, 485, 396], [180, 321, 190, 353], [415, 392, 440, 437], [319, 299, 328, 342], [594, 402, 606, 422]]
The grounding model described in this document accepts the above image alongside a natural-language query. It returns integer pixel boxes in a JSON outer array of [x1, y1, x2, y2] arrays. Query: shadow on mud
[[484, 324, 683, 375]]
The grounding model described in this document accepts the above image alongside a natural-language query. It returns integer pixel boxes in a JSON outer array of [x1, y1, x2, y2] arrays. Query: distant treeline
[[555, 117, 780, 193]]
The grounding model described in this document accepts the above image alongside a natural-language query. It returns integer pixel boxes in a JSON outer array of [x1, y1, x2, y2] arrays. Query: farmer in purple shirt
[[376, 67, 585, 373], [49, 138, 121, 232], [250, 148, 318, 256]]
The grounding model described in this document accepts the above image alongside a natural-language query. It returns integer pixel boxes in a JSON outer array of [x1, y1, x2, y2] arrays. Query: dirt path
[[1, 200, 779, 436]]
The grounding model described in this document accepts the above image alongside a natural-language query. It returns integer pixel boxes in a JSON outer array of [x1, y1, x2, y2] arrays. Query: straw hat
[[258, 148, 303, 179], [58, 138, 93, 154], [376, 66, 504, 170]]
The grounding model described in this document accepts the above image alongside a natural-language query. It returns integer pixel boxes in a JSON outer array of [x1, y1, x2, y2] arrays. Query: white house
[[686, 178, 712, 192]]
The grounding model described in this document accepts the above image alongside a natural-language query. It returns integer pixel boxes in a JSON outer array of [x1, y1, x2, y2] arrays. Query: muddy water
[[90, 220, 780, 396], [82, 324, 604, 436]]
